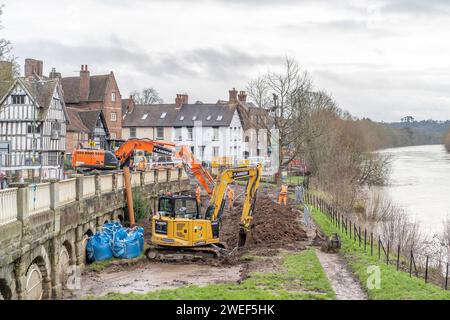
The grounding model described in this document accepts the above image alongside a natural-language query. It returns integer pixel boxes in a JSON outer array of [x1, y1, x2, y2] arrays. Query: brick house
[[61, 65, 122, 140]]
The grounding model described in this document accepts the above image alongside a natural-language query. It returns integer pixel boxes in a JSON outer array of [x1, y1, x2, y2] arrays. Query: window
[[216, 115, 223, 121], [180, 116, 185, 121], [213, 147, 219, 157], [142, 113, 148, 120], [51, 122, 61, 132], [110, 132, 116, 139], [111, 112, 117, 122], [160, 112, 167, 119], [206, 115, 211, 121], [27, 124, 41, 134], [174, 127, 182, 141], [187, 127, 193, 141], [12, 95, 25, 105], [199, 146, 205, 159], [156, 127, 164, 139], [213, 127, 219, 141], [130, 127, 136, 138], [245, 136, 250, 142], [192, 116, 197, 121], [111, 92, 116, 102]]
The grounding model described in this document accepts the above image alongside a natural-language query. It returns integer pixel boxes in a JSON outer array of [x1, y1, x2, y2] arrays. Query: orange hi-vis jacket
[[280, 185, 288, 195], [195, 186, 201, 200], [227, 187, 235, 200]]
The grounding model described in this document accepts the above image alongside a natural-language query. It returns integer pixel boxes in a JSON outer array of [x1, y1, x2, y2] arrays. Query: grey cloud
[[13, 38, 280, 80]]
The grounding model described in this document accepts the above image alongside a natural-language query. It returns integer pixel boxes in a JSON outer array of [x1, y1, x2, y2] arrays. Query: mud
[[220, 195, 308, 250], [67, 262, 242, 299]]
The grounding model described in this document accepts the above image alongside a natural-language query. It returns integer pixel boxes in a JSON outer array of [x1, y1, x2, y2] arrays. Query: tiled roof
[[67, 107, 89, 133], [61, 74, 109, 103], [20, 78, 59, 121], [122, 104, 179, 127], [173, 104, 236, 127]]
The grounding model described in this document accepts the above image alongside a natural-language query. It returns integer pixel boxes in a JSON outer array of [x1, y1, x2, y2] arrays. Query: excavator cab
[[157, 195, 200, 219]]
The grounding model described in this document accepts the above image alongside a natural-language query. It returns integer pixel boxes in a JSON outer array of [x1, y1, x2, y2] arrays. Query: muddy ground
[[66, 184, 318, 299]]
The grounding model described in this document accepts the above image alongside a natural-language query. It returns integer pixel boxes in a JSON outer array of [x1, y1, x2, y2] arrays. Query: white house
[[172, 102, 244, 162], [0, 77, 68, 180]]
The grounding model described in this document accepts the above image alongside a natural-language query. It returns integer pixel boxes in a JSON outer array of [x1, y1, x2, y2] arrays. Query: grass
[[311, 207, 450, 300], [93, 249, 336, 300], [86, 259, 115, 272]]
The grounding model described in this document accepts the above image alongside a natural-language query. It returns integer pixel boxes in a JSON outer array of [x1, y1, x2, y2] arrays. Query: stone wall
[[0, 168, 190, 300]]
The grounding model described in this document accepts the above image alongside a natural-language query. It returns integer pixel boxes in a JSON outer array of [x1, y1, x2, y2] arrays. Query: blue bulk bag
[[102, 221, 122, 240], [86, 233, 113, 262], [112, 229, 142, 259]]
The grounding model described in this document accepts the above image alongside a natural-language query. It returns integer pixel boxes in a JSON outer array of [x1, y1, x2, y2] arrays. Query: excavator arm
[[174, 145, 215, 195], [115, 138, 175, 167], [205, 164, 262, 242]]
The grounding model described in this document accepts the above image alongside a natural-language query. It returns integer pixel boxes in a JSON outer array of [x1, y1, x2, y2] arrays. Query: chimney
[[24, 58, 43, 78], [175, 93, 188, 109], [229, 88, 238, 104], [80, 64, 90, 101], [49, 67, 61, 80], [238, 90, 247, 103], [127, 94, 135, 113]]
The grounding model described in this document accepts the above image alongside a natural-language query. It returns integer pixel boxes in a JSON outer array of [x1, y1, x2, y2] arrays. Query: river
[[378, 144, 450, 236]]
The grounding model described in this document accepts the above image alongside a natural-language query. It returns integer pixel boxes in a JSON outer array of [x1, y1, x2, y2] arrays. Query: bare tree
[[131, 87, 163, 104], [0, 5, 19, 76]]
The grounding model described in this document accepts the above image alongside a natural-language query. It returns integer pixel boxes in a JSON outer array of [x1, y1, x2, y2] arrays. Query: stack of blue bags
[[86, 221, 145, 262]]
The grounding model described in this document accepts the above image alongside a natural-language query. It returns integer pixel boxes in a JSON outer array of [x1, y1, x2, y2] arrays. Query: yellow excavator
[[147, 163, 262, 260]]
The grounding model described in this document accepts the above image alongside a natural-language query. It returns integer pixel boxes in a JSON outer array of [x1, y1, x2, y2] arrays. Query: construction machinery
[[71, 138, 175, 170], [147, 163, 262, 260]]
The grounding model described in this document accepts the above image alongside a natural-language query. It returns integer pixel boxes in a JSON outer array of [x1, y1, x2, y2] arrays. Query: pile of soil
[[220, 195, 308, 249]]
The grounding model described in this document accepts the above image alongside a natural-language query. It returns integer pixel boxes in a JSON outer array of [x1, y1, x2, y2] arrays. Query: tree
[[247, 57, 334, 184], [130, 87, 163, 104], [0, 5, 19, 76]]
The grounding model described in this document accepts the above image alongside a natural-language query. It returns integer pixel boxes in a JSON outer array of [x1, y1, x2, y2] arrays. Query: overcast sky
[[2, 0, 450, 122]]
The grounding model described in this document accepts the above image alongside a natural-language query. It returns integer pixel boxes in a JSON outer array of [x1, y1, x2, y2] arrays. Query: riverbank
[[311, 205, 450, 299]]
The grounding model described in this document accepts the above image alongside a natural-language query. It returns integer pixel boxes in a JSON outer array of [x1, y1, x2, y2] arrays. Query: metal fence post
[[358, 226, 361, 247], [409, 251, 413, 277], [370, 232, 373, 256], [386, 241, 390, 265], [349, 221, 352, 239], [397, 245, 400, 271], [364, 229, 367, 252], [445, 263, 449, 290], [378, 237, 381, 260], [425, 256, 429, 283]]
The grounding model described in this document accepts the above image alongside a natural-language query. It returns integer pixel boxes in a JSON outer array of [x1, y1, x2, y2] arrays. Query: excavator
[[147, 163, 262, 260], [71, 138, 175, 170]]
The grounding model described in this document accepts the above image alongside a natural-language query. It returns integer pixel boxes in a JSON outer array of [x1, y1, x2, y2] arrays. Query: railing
[[0, 188, 18, 225], [82, 176, 96, 197], [116, 172, 124, 190], [157, 169, 167, 183], [0, 168, 187, 227], [169, 168, 179, 182], [306, 191, 450, 291], [131, 171, 141, 187], [58, 179, 76, 206], [28, 183, 51, 215], [100, 174, 113, 193], [144, 171, 154, 184]]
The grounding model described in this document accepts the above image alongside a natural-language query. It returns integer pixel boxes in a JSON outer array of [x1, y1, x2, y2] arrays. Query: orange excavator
[[71, 138, 175, 170], [72, 139, 215, 196]]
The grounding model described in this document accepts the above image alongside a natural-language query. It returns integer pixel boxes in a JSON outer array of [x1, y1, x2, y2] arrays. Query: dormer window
[[142, 113, 148, 120], [216, 115, 223, 121], [160, 112, 167, 119]]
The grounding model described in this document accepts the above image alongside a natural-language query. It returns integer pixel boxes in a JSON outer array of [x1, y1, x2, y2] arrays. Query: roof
[[237, 101, 272, 131], [66, 107, 108, 134], [122, 104, 179, 127], [67, 107, 89, 133], [121, 98, 134, 115], [173, 104, 237, 127], [61, 74, 110, 103]]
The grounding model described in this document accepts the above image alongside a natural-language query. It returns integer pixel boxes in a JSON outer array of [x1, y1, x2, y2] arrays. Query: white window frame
[[111, 112, 117, 122]]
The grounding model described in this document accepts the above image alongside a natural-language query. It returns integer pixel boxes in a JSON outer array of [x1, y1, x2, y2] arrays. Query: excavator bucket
[[238, 229, 247, 247]]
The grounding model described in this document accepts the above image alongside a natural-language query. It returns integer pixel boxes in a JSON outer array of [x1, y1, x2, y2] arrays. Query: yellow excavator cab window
[[174, 198, 198, 219]]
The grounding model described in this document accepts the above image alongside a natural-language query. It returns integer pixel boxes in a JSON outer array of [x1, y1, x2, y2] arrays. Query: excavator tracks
[[145, 244, 228, 262]]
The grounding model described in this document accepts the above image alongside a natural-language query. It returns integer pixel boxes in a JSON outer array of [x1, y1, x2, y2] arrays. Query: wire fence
[[305, 191, 449, 291]]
